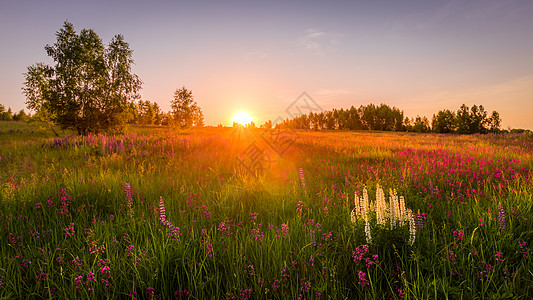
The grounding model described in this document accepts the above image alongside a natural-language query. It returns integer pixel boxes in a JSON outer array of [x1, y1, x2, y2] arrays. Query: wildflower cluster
[[57, 188, 72, 217], [352, 244, 380, 268], [414, 210, 427, 229], [518, 241, 528, 258], [217, 220, 234, 236], [351, 185, 416, 245], [0, 125, 531, 299], [63, 223, 75, 237], [124, 183, 133, 218], [352, 244, 380, 287], [158, 197, 180, 241], [201, 229, 213, 258], [296, 200, 304, 217], [498, 203, 507, 230]]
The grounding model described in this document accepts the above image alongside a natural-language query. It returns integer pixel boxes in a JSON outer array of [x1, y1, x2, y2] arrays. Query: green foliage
[[0, 104, 13, 121], [361, 103, 405, 131], [126, 100, 164, 125], [170, 87, 204, 128], [454, 104, 500, 134], [489, 111, 502, 133], [22, 21, 142, 135], [432, 109, 456, 133], [283, 103, 504, 135], [11, 109, 30, 122], [283, 104, 403, 131], [411, 115, 431, 133]]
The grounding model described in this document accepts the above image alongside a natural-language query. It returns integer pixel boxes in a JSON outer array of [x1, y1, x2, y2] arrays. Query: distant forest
[[2, 101, 532, 134], [274, 103, 521, 134], [0, 100, 179, 127]]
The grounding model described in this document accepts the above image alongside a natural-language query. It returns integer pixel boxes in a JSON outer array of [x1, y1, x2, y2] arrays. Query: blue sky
[[1, 0, 532, 128]]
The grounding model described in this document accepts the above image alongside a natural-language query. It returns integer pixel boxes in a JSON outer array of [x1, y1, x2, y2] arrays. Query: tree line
[[277, 103, 503, 134], [2, 87, 204, 129], [21, 21, 203, 134], [123, 88, 204, 127], [0, 104, 30, 121]]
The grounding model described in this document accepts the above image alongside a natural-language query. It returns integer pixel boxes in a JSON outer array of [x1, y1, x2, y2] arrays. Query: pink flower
[[74, 275, 84, 290], [158, 197, 166, 222], [300, 278, 311, 293], [453, 230, 465, 241], [281, 223, 289, 238], [100, 266, 111, 275], [86, 272, 96, 284], [495, 251, 503, 262], [357, 270, 369, 286], [124, 183, 133, 217], [63, 223, 75, 237]]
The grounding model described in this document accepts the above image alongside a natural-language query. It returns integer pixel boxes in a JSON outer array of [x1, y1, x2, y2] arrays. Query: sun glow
[[233, 112, 253, 125]]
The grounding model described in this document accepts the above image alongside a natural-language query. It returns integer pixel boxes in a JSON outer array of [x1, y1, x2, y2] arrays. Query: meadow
[[0, 121, 532, 299]]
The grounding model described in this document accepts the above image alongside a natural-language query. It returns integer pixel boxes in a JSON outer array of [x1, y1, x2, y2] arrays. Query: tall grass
[[0, 124, 531, 299]]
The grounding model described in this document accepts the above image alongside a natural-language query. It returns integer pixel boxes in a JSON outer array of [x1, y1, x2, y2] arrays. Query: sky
[[1, 0, 532, 129]]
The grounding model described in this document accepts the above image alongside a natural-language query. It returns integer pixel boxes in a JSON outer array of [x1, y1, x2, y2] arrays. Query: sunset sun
[[233, 112, 253, 125]]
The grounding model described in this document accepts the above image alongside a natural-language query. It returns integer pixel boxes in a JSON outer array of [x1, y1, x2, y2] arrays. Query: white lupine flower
[[399, 195, 407, 224], [364, 219, 372, 244], [361, 188, 369, 221], [354, 192, 361, 218], [408, 209, 416, 246], [350, 209, 357, 223], [375, 185, 387, 225], [389, 190, 398, 229], [381, 188, 388, 225], [351, 185, 416, 246]]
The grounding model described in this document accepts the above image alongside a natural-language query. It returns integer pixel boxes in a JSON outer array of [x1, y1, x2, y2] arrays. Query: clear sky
[[1, 0, 532, 129]]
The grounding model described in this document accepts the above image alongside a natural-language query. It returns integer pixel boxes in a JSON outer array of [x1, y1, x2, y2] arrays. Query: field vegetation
[[0, 122, 532, 299]]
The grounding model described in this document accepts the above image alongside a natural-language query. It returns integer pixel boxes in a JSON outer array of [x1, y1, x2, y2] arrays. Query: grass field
[[0, 121, 532, 299]]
